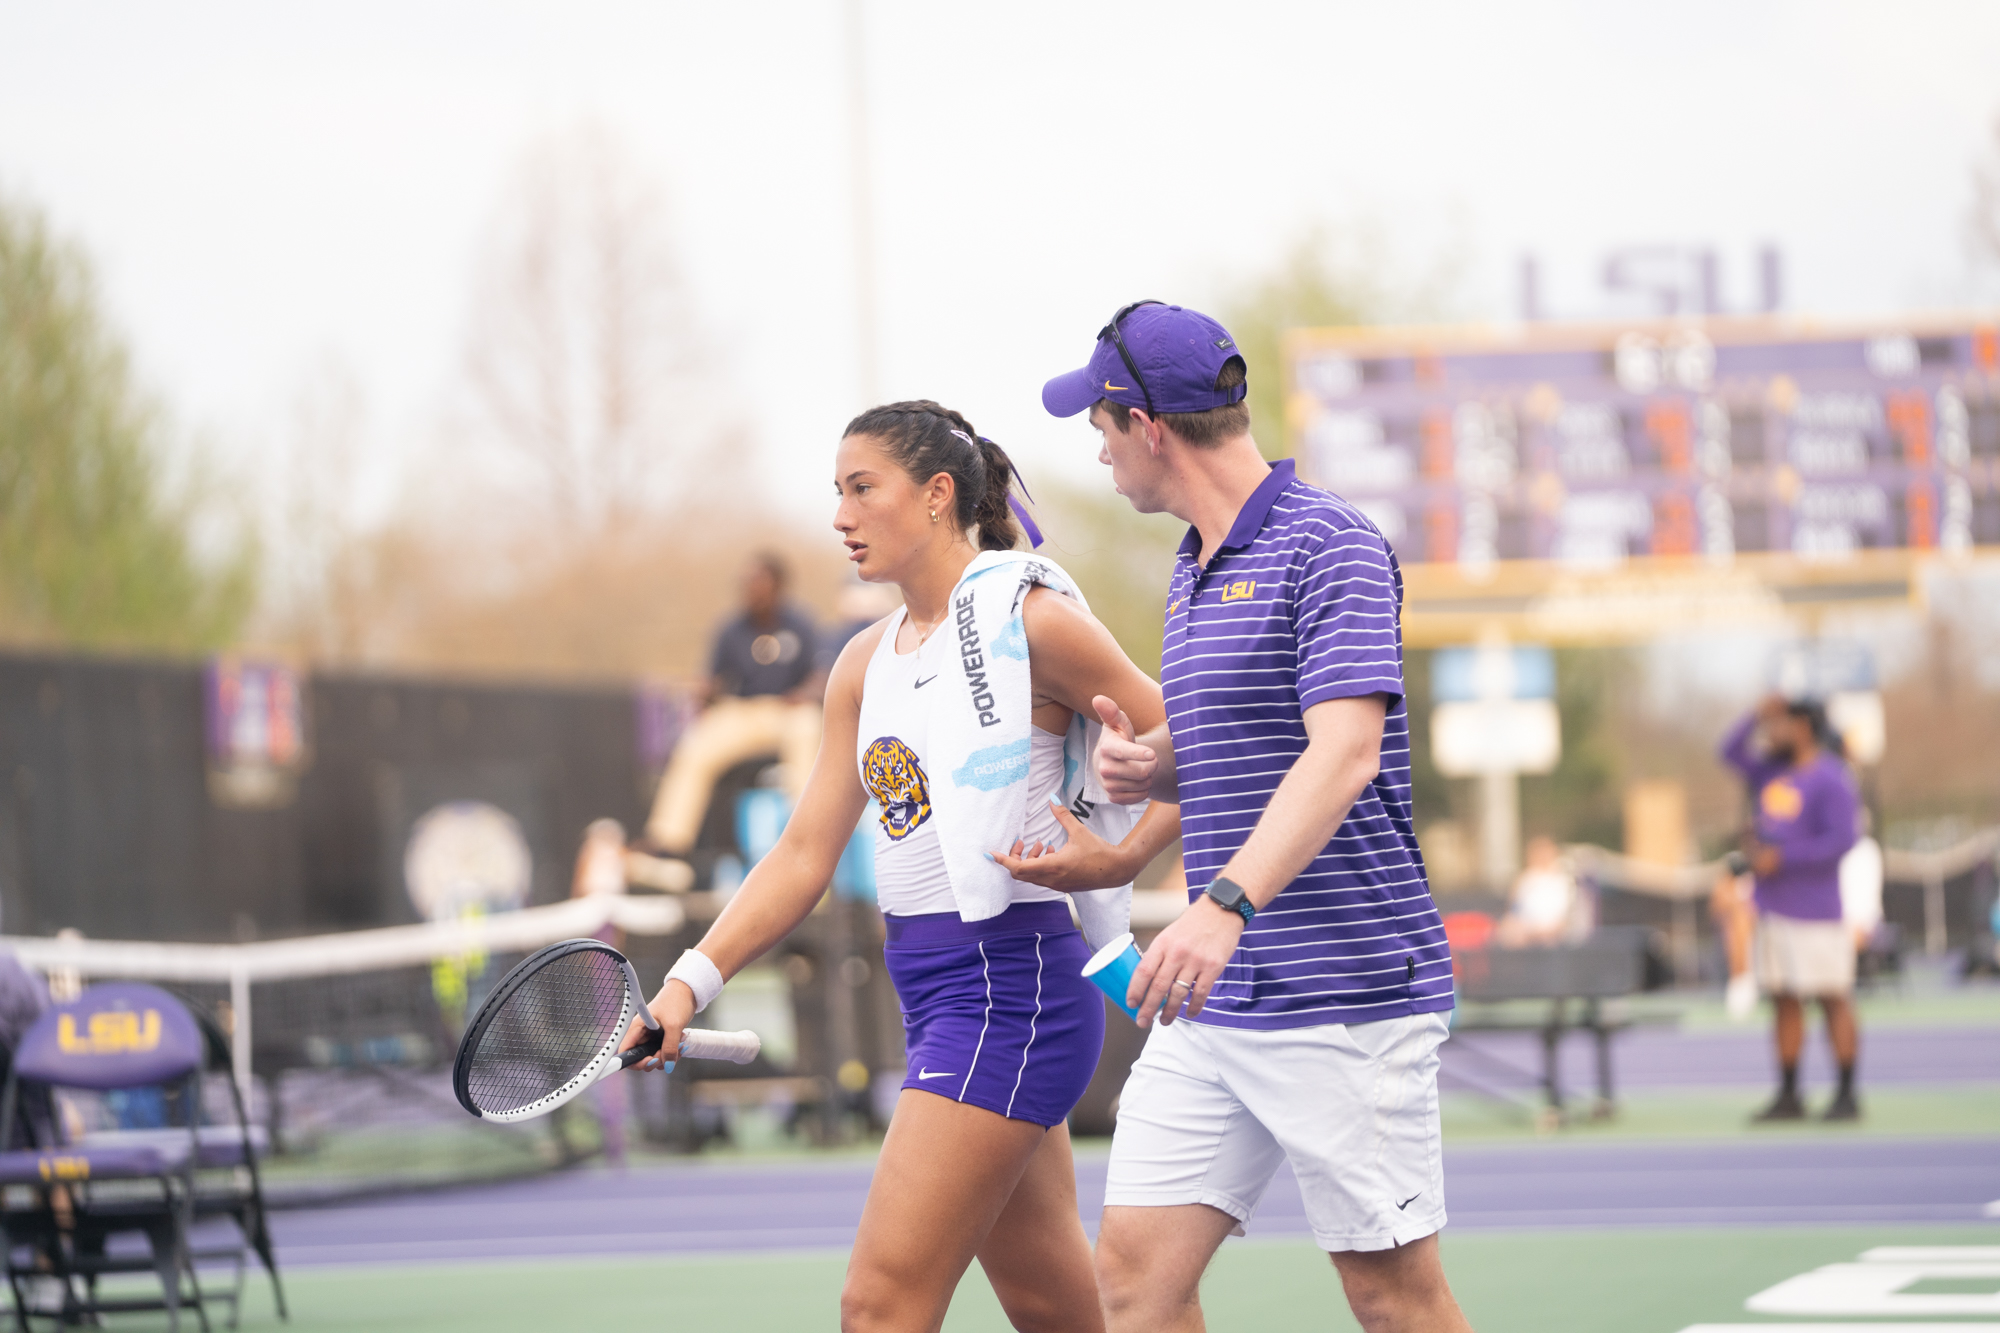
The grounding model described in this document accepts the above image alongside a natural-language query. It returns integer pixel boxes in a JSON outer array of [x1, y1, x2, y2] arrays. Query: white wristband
[[665, 949, 725, 1014]]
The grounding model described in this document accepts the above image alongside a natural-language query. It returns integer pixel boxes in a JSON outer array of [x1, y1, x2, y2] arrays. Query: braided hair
[[842, 400, 1022, 552]]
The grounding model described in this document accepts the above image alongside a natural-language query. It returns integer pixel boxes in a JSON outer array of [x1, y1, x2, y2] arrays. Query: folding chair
[[67, 998, 289, 1324], [179, 999, 285, 1321], [0, 983, 243, 1331]]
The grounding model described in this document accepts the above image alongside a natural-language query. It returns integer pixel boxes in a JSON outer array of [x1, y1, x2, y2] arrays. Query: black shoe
[[1753, 1091, 1807, 1122], [1821, 1091, 1861, 1121]]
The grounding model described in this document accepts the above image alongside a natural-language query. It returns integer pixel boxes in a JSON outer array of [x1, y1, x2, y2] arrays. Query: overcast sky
[[4, 0, 2000, 523]]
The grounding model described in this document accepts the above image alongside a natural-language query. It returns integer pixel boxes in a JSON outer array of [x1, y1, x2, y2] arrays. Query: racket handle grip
[[615, 1025, 665, 1070], [678, 1029, 762, 1064]]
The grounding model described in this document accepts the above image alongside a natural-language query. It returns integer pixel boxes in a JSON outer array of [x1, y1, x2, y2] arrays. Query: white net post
[[230, 963, 253, 1107]]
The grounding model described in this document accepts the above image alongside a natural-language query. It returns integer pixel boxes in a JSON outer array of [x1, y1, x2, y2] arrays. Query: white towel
[[926, 549, 1142, 949]]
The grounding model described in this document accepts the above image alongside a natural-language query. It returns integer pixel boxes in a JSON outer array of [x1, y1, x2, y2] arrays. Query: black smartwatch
[[1205, 875, 1256, 924]]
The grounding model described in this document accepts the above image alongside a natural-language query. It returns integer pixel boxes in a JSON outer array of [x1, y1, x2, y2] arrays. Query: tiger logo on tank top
[[862, 736, 932, 840]]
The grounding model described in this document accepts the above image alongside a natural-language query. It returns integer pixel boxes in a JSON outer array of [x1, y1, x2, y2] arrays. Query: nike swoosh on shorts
[[917, 1069, 955, 1080]]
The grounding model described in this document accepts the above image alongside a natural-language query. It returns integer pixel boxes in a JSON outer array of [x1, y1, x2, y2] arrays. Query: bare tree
[[264, 357, 379, 661], [462, 126, 711, 538]]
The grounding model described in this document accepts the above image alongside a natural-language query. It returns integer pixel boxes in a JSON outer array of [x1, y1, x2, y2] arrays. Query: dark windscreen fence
[[1883, 858, 1997, 956], [0, 650, 914, 1173], [1590, 854, 1998, 977], [0, 650, 651, 943]]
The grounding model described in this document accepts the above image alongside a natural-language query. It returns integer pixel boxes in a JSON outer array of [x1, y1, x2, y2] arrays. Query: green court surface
[[184, 1223, 1998, 1332], [1673, 981, 2000, 1031], [1438, 1083, 2000, 1142]]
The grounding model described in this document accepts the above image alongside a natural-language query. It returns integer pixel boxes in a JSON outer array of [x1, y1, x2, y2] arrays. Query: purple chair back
[[12, 983, 206, 1090]]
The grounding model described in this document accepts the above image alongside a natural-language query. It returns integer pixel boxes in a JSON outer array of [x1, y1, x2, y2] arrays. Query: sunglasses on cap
[[1099, 299, 1165, 416]]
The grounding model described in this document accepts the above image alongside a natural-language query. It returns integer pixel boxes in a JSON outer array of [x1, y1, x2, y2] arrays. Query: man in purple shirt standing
[[1040, 302, 1466, 1333], [1720, 694, 1862, 1121]]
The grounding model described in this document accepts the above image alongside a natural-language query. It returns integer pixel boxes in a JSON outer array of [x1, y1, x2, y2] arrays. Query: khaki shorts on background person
[[643, 696, 822, 854], [1754, 911, 1856, 997]]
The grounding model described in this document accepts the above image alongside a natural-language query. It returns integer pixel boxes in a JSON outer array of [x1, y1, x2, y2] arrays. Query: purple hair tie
[[956, 429, 1045, 548], [1008, 494, 1045, 549], [989, 441, 1044, 548]]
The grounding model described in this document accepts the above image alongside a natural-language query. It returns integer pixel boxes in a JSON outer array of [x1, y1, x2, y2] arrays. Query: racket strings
[[463, 948, 630, 1114]]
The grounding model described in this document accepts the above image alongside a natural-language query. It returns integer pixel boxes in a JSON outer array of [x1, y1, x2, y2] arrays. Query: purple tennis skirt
[[882, 901, 1105, 1128]]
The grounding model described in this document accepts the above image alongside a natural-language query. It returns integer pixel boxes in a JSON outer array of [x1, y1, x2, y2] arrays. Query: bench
[[1448, 925, 1672, 1124]]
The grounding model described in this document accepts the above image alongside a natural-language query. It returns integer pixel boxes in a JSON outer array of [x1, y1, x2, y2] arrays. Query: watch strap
[[1206, 875, 1256, 923]]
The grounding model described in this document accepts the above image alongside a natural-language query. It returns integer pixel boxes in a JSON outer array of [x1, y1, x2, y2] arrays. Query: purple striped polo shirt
[[1161, 459, 1454, 1030]]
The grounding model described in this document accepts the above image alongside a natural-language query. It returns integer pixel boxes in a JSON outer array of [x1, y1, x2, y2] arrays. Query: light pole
[[844, 0, 881, 409]]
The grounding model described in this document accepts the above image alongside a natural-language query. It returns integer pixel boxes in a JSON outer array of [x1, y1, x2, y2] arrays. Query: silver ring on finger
[[1170, 979, 1193, 991]]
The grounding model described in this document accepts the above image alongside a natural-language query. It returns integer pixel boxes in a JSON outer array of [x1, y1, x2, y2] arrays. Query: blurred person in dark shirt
[[0, 952, 45, 1057], [642, 552, 822, 857], [1719, 694, 1862, 1121], [816, 579, 899, 673], [0, 924, 50, 1149]]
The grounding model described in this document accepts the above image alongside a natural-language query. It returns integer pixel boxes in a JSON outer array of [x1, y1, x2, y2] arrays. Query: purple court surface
[[268, 1138, 2000, 1269]]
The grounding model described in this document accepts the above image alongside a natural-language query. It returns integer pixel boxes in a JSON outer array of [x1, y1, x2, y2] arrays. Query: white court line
[[1747, 1263, 2000, 1317], [1865, 1246, 2000, 1262], [1681, 1327, 2000, 1332], [1746, 1248, 2000, 1318]]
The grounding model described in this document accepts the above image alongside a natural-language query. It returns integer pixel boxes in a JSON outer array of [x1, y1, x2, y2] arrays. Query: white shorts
[[1755, 911, 1856, 997], [1103, 1012, 1449, 1253]]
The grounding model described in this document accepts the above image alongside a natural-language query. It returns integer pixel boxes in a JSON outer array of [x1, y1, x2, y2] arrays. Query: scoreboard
[[1284, 317, 2000, 643], [1287, 318, 2000, 566]]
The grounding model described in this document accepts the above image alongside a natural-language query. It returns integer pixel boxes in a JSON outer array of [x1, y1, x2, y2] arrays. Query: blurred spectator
[[1711, 859, 1758, 1021], [642, 553, 821, 858], [817, 581, 899, 672], [1838, 811, 1884, 950], [571, 817, 629, 1167], [1982, 896, 2000, 978], [1840, 810, 1901, 988], [0, 951, 45, 1056], [1496, 835, 1586, 947], [0, 949, 49, 1149], [1720, 694, 1862, 1122], [572, 817, 629, 899]]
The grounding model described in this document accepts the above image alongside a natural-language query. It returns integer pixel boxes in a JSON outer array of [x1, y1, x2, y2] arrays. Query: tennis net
[[2, 893, 686, 1193]]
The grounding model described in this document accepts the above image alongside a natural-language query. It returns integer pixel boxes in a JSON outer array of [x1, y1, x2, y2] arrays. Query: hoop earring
[[930, 509, 936, 524]]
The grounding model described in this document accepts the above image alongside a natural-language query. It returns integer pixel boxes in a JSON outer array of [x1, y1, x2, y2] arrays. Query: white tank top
[[857, 606, 1069, 917]]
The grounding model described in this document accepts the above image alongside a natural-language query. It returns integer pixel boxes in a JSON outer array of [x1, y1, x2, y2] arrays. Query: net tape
[[0, 894, 682, 984], [0, 894, 684, 1096]]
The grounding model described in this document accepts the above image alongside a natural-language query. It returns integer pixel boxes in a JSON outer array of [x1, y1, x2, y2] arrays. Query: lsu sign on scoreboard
[[1284, 317, 2000, 644]]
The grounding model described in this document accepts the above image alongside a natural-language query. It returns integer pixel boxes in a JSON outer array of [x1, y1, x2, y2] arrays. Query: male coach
[[1041, 302, 1469, 1333]]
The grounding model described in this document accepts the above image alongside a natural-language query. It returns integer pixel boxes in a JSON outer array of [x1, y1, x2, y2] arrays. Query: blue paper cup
[[1083, 933, 1143, 1021]]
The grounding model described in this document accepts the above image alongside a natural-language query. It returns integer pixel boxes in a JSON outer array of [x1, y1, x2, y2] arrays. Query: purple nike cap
[[1042, 301, 1247, 419]]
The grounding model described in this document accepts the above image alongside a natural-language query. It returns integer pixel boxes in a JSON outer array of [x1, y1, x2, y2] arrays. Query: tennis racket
[[452, 938, 760, 1123]]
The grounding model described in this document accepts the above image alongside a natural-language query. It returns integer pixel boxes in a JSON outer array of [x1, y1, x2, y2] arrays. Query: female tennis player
[[622, 400, 1175, 1332]]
